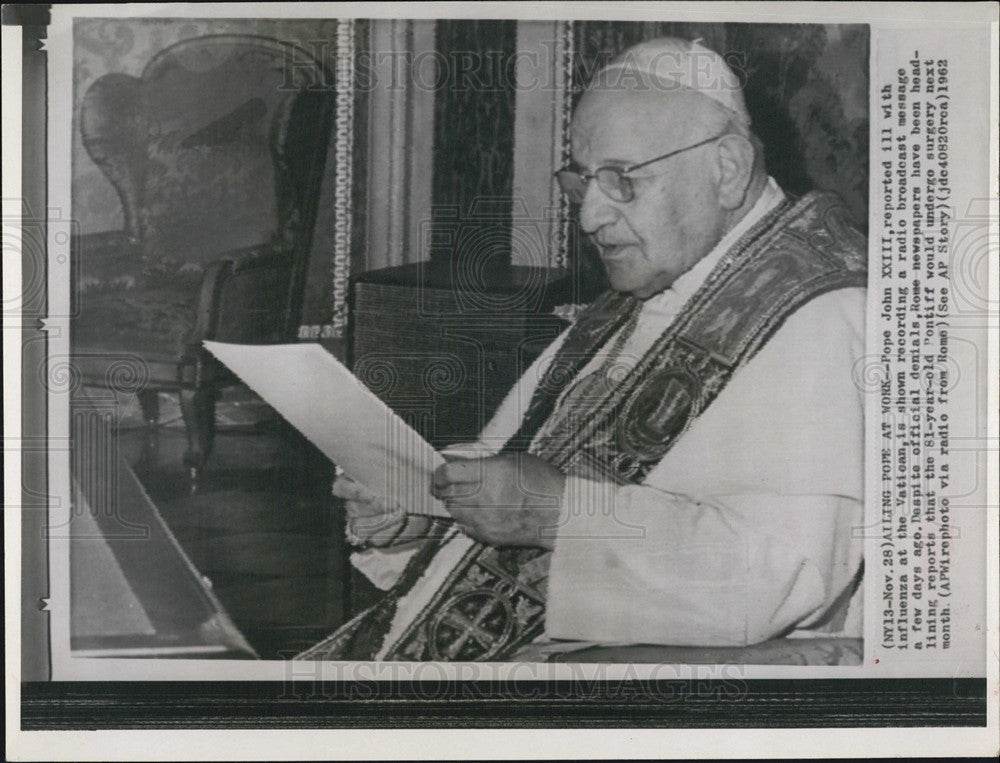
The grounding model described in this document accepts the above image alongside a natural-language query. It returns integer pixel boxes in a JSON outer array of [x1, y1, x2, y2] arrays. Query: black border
[[21, 679, 987, 729]]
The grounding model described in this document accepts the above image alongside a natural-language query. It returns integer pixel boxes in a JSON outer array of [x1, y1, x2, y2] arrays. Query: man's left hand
[[431, 454, 564, 550]]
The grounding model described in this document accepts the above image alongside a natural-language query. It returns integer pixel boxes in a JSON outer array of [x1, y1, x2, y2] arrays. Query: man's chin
[[610, 281, 673, 301], [607, 272, 661, 300], [604, 263, 641, 294], [602, 259, 672, 299]]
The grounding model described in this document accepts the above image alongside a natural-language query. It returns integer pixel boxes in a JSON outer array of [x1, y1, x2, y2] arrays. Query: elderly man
[[301, 38, 866, 662]]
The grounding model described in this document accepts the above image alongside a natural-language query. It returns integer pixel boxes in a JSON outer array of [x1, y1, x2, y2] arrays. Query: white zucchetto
[[593, 37, 751, 127]]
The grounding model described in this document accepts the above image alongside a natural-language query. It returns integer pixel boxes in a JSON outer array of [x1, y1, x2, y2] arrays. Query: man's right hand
[[332, 474, 428, 547]]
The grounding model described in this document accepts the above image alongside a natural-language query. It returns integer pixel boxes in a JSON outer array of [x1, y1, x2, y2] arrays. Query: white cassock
[[354, 177, 865, 647]]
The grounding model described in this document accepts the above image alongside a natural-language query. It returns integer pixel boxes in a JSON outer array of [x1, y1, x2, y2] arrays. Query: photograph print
[[58, 14, 870, 667]]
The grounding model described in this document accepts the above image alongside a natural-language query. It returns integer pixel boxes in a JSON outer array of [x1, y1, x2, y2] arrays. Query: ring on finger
[[345, 517, 367, 547]]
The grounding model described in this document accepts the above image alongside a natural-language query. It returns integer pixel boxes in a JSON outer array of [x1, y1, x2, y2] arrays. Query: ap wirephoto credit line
[[4, 2, 997, 760]]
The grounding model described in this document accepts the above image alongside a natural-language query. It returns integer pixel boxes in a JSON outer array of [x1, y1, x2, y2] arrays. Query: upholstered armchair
[[73, 35, 335, 477]]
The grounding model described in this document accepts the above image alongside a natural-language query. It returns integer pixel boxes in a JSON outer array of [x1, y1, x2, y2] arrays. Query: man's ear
[[715, 134, 756, 210]]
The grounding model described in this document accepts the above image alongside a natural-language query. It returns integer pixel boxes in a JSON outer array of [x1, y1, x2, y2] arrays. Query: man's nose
[[577, 180, 621, 234]]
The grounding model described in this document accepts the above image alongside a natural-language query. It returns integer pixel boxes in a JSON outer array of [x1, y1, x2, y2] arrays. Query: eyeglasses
[[555, 133, 726, 204]]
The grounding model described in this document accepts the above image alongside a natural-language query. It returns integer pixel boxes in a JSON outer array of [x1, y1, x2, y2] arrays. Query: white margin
[[7, 2, 1000, 760]]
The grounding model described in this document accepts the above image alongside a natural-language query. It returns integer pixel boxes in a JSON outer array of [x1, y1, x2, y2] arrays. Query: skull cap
[[593, 37, 751, 127]]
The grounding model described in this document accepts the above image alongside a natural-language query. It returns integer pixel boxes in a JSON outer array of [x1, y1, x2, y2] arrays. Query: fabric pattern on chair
[[73, 35, 335, 468]]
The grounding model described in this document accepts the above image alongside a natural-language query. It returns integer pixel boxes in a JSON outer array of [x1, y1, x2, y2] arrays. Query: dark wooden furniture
[[73, 34, 335, 477], [350, 261, 573, 448]]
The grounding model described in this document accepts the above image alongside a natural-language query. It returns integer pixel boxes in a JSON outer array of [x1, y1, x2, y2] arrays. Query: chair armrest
[[183, 249, 295, 350], [178, 258, 234, 388], [211, 250, 295, 344], [178, 249, 297, 392], [190, 258, 236, 345]]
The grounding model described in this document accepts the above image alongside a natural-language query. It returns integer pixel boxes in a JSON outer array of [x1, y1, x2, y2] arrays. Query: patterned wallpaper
[[72, 17, 344, 235]]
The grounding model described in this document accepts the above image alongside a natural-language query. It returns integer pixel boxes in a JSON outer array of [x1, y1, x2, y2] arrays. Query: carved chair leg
[[179, 369, 217, 487], [130, 388, 161, 468], [136, 388, 160, 425]]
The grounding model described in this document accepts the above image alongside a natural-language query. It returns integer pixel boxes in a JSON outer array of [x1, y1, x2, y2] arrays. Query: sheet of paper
[[204, 341, 448, 518]]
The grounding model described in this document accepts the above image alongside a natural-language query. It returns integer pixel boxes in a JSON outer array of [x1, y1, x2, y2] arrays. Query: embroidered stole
[[296, 191, 867, 662]]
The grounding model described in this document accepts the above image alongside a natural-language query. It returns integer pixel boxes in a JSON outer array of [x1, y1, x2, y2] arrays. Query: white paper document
[[204, 341, 448, 518]]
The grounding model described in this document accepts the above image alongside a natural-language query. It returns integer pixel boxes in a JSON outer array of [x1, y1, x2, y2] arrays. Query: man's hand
[[431, 454, 565, 550], [332, 474, 428, 547]]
